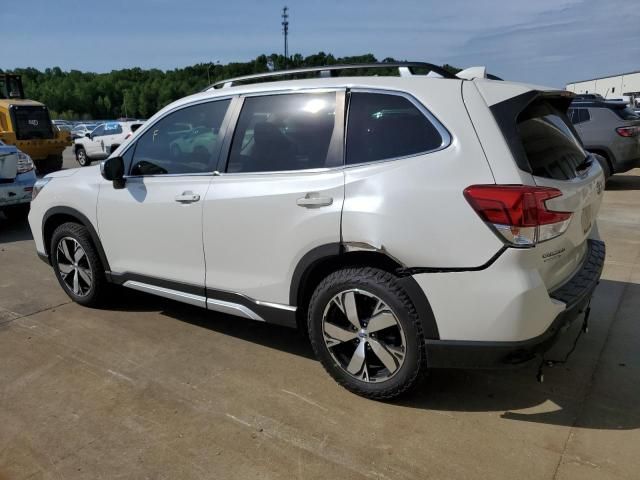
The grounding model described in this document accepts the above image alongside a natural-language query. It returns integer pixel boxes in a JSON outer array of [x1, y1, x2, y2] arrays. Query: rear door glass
[[517, 100, 586, 180]]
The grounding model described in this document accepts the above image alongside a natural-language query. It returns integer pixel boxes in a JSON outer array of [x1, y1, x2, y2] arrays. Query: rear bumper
[[425, 239, 605, 368]]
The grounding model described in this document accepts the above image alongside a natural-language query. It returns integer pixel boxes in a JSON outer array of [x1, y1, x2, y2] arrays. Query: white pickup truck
[[73, 121, 143, 166], [0, 141, 36, 221]]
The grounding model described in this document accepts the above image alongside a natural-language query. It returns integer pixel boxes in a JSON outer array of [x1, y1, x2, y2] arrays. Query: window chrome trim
[[344, 87, 452, 168], [238, 86, 346, 98]]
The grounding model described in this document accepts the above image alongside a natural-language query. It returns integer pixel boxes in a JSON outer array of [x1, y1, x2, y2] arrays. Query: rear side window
[[568, 108, 590, 124], [517, 100, 586, 180], [226, 92, 337, 173], [104, 122, 123, 135], [346, 92, 443, 165]]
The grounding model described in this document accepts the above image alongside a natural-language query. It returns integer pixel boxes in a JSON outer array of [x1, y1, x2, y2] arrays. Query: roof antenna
[[281, 6, 289, 68]]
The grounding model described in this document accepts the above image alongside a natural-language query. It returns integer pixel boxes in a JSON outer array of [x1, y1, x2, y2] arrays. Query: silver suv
[[568, 100, 640, 177], [28, 63, 605, 399]]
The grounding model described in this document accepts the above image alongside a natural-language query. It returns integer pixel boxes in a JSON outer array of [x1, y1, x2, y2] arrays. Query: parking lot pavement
[[1, 160, 639, 479]]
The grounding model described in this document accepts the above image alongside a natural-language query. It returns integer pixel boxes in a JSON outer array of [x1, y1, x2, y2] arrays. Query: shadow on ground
[[3, 211, 637, 431], [0, 216, 32, 243], [103, 278, 639, 432], [606, 174, 640, 191]]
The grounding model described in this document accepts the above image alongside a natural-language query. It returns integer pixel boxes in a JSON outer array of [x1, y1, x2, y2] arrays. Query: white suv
[[28, 63, 606, 399], [74, 121, 143, 167]]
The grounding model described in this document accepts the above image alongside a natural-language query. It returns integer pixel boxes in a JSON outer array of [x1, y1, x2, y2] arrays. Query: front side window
[[91, 125, 105, 137], [130, 99, 230, 176], [226, 92, 337, 173], [346, 92, 444, 165]]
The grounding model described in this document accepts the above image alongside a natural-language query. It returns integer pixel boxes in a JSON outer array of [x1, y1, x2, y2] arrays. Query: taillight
[[464, 185, 572, 247], [616, 126, 639, 137]]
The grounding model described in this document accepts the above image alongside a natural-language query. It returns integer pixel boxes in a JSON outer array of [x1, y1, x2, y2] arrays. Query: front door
[[203, 90, 345, 305], [97, 98, 233, 289], [85, 124, 107, 159]]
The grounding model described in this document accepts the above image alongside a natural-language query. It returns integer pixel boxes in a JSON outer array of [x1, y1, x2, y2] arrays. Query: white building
[[566, 70, 640, 105]]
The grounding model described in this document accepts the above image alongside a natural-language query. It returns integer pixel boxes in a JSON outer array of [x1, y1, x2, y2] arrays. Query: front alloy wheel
[[50, 222, 107, 307], [76, 147, 90, 166], [56, 237, 93, 296]]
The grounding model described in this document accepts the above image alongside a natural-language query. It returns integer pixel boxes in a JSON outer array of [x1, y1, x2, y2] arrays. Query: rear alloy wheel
[[308, 267, 427, 399], [76, 147, 91, 167], [50, 222, 106, 306], [323, 289, 407, 382]]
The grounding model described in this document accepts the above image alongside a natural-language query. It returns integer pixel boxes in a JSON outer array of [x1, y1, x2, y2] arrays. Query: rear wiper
[[575, 155, 593, 173]]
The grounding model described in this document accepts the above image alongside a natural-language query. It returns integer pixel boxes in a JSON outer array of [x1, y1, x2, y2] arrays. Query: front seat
[[250, 122, 295, 172]]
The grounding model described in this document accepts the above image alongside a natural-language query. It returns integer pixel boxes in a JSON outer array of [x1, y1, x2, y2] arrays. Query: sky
[[4, 0, 639, 87]]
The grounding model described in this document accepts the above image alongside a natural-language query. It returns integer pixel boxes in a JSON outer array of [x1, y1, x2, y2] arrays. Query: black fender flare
[[289, 243, 440, 339], [41, 206, 111, 271]]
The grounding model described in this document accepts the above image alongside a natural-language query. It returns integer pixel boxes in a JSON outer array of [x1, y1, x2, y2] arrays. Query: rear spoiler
[[489, 90, 577, 174], [457, 66, 503, 81]]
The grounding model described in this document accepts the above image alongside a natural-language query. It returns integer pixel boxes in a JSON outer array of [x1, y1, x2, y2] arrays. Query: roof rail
[[204, 62, 457, 90]]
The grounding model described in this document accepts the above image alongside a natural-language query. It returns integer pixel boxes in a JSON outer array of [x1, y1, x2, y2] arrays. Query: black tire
[[2, 203, 30, 222], [308, 267, 427, 400], [35, 155, 63, 175], [50, 222, 107, 307], [76, 147, 91, 167], [593, 153, 611, 180]]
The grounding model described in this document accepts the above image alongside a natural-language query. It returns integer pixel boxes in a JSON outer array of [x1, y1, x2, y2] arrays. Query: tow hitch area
[[536, 301, 592, 383]]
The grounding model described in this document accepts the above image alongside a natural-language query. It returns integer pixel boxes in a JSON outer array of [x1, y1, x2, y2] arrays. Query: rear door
[[203, 90, 345, 305], [101, 122, 124, 153], [516, 97, 605, 289]]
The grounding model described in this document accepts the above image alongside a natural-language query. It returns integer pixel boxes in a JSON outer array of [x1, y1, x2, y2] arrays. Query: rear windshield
[[613, 106, 640, 121], [517, 99, 586, 180]]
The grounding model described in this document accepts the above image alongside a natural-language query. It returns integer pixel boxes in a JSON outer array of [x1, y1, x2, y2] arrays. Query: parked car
[[0, 141, 36, 221], [28, 63, 606, 399], [73, 121, 144, 166], [70, 123, 97, 140], [568, 100, 640, 177], [52, 119, 72, 132]]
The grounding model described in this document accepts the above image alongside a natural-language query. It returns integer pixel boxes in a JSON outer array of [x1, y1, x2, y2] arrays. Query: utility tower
[[281, 6, 289, 65]]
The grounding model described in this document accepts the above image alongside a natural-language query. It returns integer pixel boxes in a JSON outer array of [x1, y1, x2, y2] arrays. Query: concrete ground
[[0, 149, 638, 479]]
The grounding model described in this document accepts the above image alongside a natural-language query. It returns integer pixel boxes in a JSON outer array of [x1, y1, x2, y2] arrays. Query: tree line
[[5, 53, 460, 120]]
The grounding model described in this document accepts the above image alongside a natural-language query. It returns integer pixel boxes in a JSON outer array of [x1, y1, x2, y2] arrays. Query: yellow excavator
[[0, 73, 71, 173]]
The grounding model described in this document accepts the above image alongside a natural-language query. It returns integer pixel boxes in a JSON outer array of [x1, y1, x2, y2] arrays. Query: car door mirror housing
[[85, 132, 91, 139], [101, 156, 126, 189]]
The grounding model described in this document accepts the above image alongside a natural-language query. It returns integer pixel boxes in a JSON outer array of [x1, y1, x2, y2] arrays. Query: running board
[[119, 278, 297, 328]]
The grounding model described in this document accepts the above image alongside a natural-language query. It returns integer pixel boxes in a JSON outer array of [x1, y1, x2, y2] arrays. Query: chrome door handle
[[175, 191, 201, 204], [296, 193, 333, 208]]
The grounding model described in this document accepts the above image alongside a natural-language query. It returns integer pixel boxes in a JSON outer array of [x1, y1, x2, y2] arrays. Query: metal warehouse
[[566, 70, 640, 105]]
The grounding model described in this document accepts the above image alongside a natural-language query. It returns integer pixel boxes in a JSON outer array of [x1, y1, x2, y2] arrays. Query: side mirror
[[101, 156, 126, 189], [85, 132, 91, 139]]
